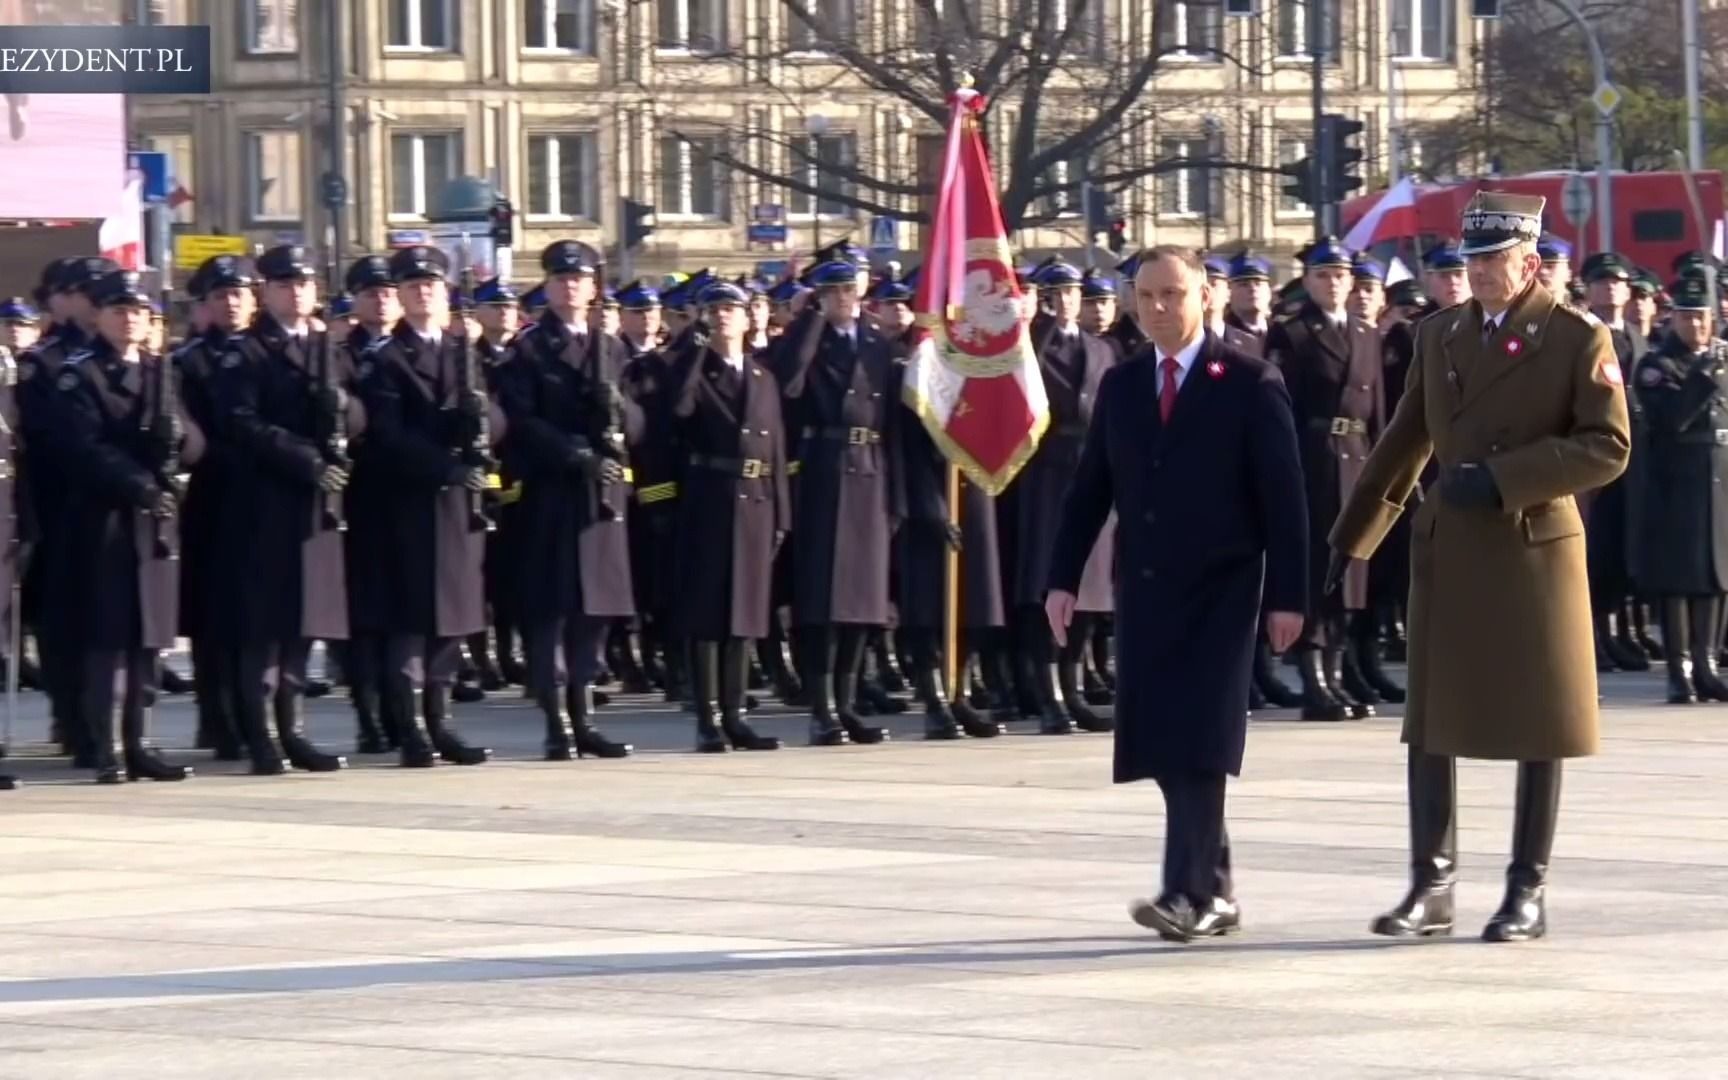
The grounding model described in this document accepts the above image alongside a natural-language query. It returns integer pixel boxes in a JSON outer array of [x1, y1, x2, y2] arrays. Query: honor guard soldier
[[1002, 257, 1116, 735], [352, 245, 502, 767], [470, 277, 525, 689], [1106, 253, 1147, 356], [1079, 269, 1120, 346], [769, 255, 901, 746], [1225, 252, 1275, 342], [1536, 236, 1572, 300], [324, 294, 354, 340], [210, 244, 357, 775], [58, 270, 205, 783], [1632, 276, 1728, 705], [1205, 258, 1263, 358], [1330, 191, 1631, 943], [1421, 243, 1472, 309], [665, 282, 788, 751], [175, 255, 257, 762], [0, 296, 39, 355], [1630, 270, 1661, 341], [1371, 277, 1432, 667], [1265, 237, 1381, 721], [496, 240, 636, 760]]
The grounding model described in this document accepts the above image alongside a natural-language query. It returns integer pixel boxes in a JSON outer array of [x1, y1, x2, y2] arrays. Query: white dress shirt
[[1155, 332, 1206, 396]]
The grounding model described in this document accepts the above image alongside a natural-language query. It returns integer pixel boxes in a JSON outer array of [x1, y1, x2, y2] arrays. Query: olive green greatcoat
[[1330, 284, 1631, 761]]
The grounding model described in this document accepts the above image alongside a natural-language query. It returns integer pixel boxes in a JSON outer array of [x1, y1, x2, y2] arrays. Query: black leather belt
[[690, 453, 773, 478], [1049, 423, 1089, 438], [1309, 417, 1369, 436], [803, 425, 881, 446]]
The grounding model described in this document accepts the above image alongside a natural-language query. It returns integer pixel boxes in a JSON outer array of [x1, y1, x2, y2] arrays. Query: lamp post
[[806, 113, 829, 255]]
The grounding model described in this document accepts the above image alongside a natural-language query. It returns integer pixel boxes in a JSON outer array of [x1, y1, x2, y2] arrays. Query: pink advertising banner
[[0, 0, 125, 220]]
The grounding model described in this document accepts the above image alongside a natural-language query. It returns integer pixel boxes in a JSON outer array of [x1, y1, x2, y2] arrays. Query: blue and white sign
[[870, 215, 899, 253], [129, 150, 169, 204], [747, 223, 788, 245]]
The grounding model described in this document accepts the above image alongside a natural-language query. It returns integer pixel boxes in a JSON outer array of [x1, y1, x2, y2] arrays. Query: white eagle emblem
[[948, 268, 1021, 347]]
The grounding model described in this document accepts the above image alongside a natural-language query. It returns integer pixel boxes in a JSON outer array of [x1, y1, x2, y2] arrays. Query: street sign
[[747, 223, 788, 245], [755, 260, 789, 280], [129, 151, 169, 204], [752, 203, 785, 224], [1592, 81, 1621, 117], [870, 215, 898, 253], [1561, 172, 1594, 226], [387, 229, 430, 248], [172, 233, 248, 271]]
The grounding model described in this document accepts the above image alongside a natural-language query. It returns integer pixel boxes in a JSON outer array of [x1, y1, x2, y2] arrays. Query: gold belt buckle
[[847, 427, 868, 445], [740, 458, 763, 479], [1329, 418, 1350, 436], [1715, 430, 1728, 446]]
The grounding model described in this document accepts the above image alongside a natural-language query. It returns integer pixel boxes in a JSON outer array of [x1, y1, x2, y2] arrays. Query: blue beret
[[700, 281, 750, 307], [1227, 252, 1272, 281], [1080, 270, 1116, 299], [473, 277, 518, 305], [1422, 243, 1466, 271], [615, 281, 660, 310], [1299, 237, 1353, 270], [1351, 254, 1386, 283], [1537, 235, 1572, 263], [598, 287, 620, 309], [810, 259, 860, 288], [1203, 256, 1231, 280], [0, 297, 38, 322], [1034, 259, 1083, 289]]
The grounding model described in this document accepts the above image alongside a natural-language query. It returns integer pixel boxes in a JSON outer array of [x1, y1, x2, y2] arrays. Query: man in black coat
[[211, 244, 359, 775], [58, 271, 207, 784], [1001, 259, 1117, 735], [769, 257, 900, 746], [471, 276, 525, 688], [496, 241, 636, 761], [1047, 245, 1307, 942], [174, 255, 256, 762], [353, 245, 501, 768], [1224, 252, 1275, 344], [1631, 277, 1728, 704]]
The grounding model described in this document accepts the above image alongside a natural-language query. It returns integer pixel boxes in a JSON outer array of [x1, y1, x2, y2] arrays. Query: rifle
[[454, 235, 496, 533], [312, 331, 349, 532], [144, 346, 181, 561]]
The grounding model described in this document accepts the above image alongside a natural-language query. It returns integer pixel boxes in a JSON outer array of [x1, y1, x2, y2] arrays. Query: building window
[[1158, 136, 1222, 218], [789, 0, 855, 50], [245, 131, 301, 224], [657, 0, 726, 51], [527, 133, 599, 219], [390, 131, 463, 219], [1156, 0, 1221, 57], [143, 132, 195, 225], [389, 0, 456, 50], [243, 0, 298, 54], [1277, 137, 1310, 214], [914, 0, 964, 50], [524, 0, 596, 53], [1391, 0, 1453, 61], [788, 133, 856, 216], [658, 134, 729, 219], [1277, 0, 1340, 59], [146, 0, 190, 24], [1038, 149, 1089, 218]]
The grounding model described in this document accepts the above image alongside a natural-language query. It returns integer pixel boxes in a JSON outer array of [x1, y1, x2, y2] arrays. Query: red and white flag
[[901, 86, 1047, 496], [99, 174, 143, 270], [1343, 176, 1422, 251]]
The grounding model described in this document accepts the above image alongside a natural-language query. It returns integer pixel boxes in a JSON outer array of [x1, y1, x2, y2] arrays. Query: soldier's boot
[[1382, 608, 1409, 662], [835, 625, 887, 745], [1057, 619, 1112, 733], [568, 682, 632, 759], [802, 630, 849, 747], [1296, 647, 1348, 722], [1248, 678, 1267, 711], [353, 686, 391, 755], [1483, 761, 1560, 943], [1324, 640, 1374, 719], [692, 641, 728, 754], [1338, 616, 1383, 708], [662, 638, 691, 704], [539, 684, 578, 762], [1092, 621, 1117, 690], [1356, 608, 1406, 704], [980, 634, 1020, 723], [424, 686, 491, 765], [1689, 597, 1728, 702], [1663, 598, 1698, 705], [1253, 637, 1303, 708], [377, 670, 406, 750], [1603, 608, 1649, 671], [873, 629, 909, 694], [1371, 749, 1456, 937], [933, 636, 1003, 739], [1083, 651, 1114, 706], [760, 634, 805, 707], [88, 692, 124, 785], [496, 621, 528, 687], [273, 691, 346, 773], [236, 693, 288, 776], [720, 638, 779, 751], [469, 631, 505, 691], [616, 623, 653, 695], [193, 640, 243, 760], [124, 698, 192, 783], [1634, 600, 1664, 660], [908, 630, 961, 741], [1592, 610, 1619, 671], [394, 686, 438, 769]]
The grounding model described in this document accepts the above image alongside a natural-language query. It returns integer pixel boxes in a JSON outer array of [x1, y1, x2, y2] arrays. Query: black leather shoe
[[840, 714, 888, 745], [952, 697, 1004, 738], [923, 710, 962, 740], [722, 714, 780, 751], [1189, 897, 1242, 938], [1370, 885, 1455, 937], [695, 718, 729, 754], [125, 748, 191, 782], [1129, 894, 1197, 943], [809, 715, 848, 746], [1039, 705, 1078, 735], [1482, 885, 1546, 942]]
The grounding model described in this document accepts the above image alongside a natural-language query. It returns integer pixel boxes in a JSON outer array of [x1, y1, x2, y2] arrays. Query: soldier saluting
[[57, 270, 205, 784]]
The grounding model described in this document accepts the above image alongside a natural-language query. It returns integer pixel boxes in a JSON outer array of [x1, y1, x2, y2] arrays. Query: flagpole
[[944, 463, 961, 698]]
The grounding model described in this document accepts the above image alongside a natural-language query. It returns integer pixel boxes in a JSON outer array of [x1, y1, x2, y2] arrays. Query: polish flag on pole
[[99, 174, 144, 270], [1344, 175, 1423, 251], [901, 81, 1047, 495]]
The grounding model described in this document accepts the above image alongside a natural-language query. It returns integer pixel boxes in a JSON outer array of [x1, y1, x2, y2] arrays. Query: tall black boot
[[395, 685, 437, 768], [353, 683, 390, 754], [568, 681, 632, 758], [1018, 608, 1074, 735], [835, 625, 887, 744], [1347, 611, 1403, 705], [721, 638, 779, 750], [124, 692, 191, 783], [802, 628, 847, 746], [1371, 749, 1456, 936], [1296, 647, 1348, 721], [909, 628, 961, 740], [980, 631, 1020, 723], [663, 637, 691, 704], [1253, 637, 1302, 709], [759, 633, 804, 706], [237, 689, 288, 776], [540, 682, 577, 761], [1057, 617, 1112, 733], [275, 690, 346, 772], [86, 680, 123, 784], [873, 629, 908, 694], [1663, 598, 1697, 705], [469, 631, 505, 690], [1604, 606, 1649, 671], [615, 622, 653, 694], [1483, 761, 1561, 942], [192, 637, 240, 758], [1091, 620, 1116, 690], [1691, 596, 1728, 702], [939, 633, 1003, 738], [1634, 601, 1664, 660], [496, 620, 526, 686], [692, 641, 727, 753], [1592, 610, 1618, 671], [1325, 630, 1374, 719], [424, 685, 491, 765]]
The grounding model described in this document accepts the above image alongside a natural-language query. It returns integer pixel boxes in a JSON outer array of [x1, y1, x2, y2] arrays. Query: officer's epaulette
[[65, 348, 92, 365], [1572, 308, 1604, 329], [54, 353, 92, 393]]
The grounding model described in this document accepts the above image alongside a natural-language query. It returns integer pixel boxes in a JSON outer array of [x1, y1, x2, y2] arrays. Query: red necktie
[[1160, 356, 1180, 423]]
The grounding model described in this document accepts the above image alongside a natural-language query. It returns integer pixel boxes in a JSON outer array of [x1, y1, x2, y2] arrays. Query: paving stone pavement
[[0, 668, 1724, 1078]]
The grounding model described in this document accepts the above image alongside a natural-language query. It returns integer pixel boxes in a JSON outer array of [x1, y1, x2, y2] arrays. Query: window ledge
[[522, 47, 598, 58], [654, 46, 727, 58], [384, 46, 458, 55], [1161, 51, 1224, 64], [525, 214, 601, 224], [240, 49, 299, 58], [657, 215, 731, 225], [1391, 55, 1454, 66]]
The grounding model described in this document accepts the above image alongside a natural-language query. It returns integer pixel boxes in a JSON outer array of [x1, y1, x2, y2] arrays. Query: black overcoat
[[339, 325, 393, 634], [1048, 334, 1308, 782], [497, 313, 641, 621], [1370, 317, 1422, 608], [54, 342, 206, 651], [172, 327, 243, 638], [1587, 323, 1647, 600], [622, 343, 683, 619], [772, 318, 899, 627], [211, 316, 368, 642], [16, 324, 84, 638], [354, 323, 505, 638], [667, 342, 789, 640], [1632, 336, 1728, 596]]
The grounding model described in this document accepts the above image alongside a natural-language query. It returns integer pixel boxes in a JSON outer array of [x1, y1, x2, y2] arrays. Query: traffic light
[[1084, 186, 1111, 236], [1321, 114, 1366, 202], [488, 198, 515, 247], [1107, 217, 1128, 254], [623, 198, 656, 250], [1280, 155, 1318, 208]]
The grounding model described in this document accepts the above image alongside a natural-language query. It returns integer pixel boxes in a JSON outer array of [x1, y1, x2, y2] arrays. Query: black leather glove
[[445, 464, 489, 492], [316, 384, 346, 417], [317, 464, 350, 493], [572, 449, 624, 486], [944, 522, 964, 552], [1439, 462, 1501, 510], [148, 489, 177, 519], [1323, 550, 1351, 596], [773, 530, 786, 557]]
